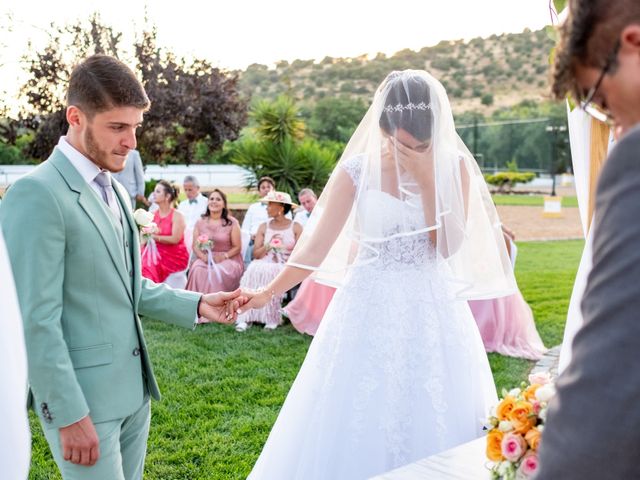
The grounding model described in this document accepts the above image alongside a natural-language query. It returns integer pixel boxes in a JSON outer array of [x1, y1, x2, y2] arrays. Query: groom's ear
[[66, 105, 86, 128]]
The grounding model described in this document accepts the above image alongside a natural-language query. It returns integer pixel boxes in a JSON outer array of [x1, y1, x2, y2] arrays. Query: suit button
[[129, 270, 133, 277], [125, 241, 129, 248], [133, 347, 141, 356]]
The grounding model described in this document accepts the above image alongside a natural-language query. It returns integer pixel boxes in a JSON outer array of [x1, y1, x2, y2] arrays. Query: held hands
[[59, 415, 100, 466], [239, 288, 272, 311], [198, 289, 252, 324]]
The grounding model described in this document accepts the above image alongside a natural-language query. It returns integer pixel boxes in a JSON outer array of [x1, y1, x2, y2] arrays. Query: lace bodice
[[340, 157, 435, 271]]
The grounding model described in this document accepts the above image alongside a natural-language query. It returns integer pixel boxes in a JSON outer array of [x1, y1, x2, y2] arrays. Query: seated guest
[[241, 176, 275, 265], [186, 189, 244, 322], [112, 149, 149, 209], [293, 188, 317, 228], [141, 180, 189, 283], [177, 175, 208, 254], [236, 191, 302, 331], [468, 225, 547, 360]]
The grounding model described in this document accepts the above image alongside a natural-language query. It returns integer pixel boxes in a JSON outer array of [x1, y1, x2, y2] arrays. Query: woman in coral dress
[[236, 191, 302, 331], [141, 180, 189, 283], [186, 189, 244, 320]]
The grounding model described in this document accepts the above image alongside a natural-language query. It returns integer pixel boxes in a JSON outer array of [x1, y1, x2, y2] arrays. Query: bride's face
[[392, 128, 431, 153]]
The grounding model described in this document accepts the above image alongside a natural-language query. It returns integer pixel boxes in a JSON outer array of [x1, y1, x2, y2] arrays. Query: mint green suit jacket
[[0, 148, 200, 429]]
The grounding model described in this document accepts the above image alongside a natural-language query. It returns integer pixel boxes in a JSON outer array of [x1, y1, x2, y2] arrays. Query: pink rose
[[141, 225, 156, 235], [197, 234, 209, 243], [528, 372, 551, 386], [270, 237, 283, 248], [501, 432, 527, 462], [532, 401, 541, 415], [517, 451, 539, 477]]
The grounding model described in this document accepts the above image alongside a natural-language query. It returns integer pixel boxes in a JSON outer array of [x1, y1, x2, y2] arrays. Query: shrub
[[484, 171, 535, 193], [481, 93, 494, 106]]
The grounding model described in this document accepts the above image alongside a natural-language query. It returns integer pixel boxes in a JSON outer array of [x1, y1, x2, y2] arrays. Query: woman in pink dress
[[141, 180, 190, 283], [283, 279, 336, 336], [468, 226, 547, 360], [236, 191, 302, 331], [186, 189, 244, 321]]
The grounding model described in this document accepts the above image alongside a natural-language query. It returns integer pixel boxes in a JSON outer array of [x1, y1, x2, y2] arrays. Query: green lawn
[[227, 192, 259, 204], [492, 194, 579, 208], [27, 239, 583, 479]]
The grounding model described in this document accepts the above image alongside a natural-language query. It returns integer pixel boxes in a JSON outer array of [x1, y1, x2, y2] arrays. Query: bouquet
[[266, 235, 285, 262], [484, 372, 556, 479], [134, 209, 160, 266], [196, 234, 213, 252], [196, 234, 224, 285]]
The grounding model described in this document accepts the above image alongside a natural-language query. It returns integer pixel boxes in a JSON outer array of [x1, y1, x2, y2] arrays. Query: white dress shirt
[[177, 194, 209, 230], [56, 137, 122, 221], [241, 202, 269, 236], [293, 209, 311, 227]]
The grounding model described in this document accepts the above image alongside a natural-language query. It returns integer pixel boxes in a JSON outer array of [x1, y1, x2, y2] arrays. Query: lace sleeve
[[339, 155, 364, 187]]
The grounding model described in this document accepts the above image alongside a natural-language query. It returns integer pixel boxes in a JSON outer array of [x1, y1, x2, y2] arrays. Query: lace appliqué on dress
[[339, 154, 364, 187]]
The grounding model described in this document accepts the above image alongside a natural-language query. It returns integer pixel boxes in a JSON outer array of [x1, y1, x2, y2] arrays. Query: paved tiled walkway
[[530, 344, 561, 379]]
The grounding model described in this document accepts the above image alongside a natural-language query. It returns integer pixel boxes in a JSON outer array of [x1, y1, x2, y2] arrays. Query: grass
[[492, 194, 579, 208], [226, 192, 259, 204], [27, 239, 583, 479]]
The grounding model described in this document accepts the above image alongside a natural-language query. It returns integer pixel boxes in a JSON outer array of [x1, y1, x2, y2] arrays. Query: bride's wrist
[[258, 287, 276, 302]]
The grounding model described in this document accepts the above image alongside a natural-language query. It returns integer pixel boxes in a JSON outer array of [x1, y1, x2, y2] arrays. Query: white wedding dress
[[248, 164, 498, 479]]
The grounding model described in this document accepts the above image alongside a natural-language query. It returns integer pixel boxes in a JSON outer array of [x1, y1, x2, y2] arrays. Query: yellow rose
[[525, 427, 541, 451], [486, 429, 505, 462], [524, 384, 541, 402], [496, 396, 516, 421], [508, 401, 536, 434]]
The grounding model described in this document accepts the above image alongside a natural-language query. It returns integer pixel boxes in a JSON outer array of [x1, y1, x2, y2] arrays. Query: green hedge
[[484, 171, 536, 193]]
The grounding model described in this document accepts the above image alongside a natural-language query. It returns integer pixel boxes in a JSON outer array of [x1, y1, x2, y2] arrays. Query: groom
[[537, 0, 640, 478], [0, 54, 247, 479]]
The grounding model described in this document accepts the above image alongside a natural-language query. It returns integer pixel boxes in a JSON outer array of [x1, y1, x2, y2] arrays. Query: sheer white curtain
[[0, 230, 31, 478], [558, 107, 613, 373]]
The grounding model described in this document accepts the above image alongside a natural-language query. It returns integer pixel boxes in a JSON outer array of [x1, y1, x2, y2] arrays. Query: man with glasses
[[537, 1, 640, 478]]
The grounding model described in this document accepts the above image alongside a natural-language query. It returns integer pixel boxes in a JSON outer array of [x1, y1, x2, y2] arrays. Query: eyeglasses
[[580, 41, 620, 126]]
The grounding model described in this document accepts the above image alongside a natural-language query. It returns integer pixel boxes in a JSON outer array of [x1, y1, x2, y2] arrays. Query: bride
[[242, 70, 516, 479]]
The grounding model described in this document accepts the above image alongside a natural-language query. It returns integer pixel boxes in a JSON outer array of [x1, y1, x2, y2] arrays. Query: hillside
[[237, 28, 555, 115]]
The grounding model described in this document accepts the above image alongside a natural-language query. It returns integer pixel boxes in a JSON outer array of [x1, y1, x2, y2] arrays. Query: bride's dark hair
[[379, 72, 434, 143]]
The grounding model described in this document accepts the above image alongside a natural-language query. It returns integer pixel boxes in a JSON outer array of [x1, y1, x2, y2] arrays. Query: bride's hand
[[391, 138, 434, 188], [239, 289, 272, 312]]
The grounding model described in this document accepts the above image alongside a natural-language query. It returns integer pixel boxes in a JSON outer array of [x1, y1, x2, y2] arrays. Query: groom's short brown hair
[[67, 54, 150, 117], [552, 0, 640, 100]]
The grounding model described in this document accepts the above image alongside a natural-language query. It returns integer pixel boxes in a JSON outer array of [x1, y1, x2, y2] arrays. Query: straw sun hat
[[260, 191, 298, 209]]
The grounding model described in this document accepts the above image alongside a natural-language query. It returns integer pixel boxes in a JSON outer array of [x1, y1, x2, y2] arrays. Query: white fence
[[0, 164, 254, 189]]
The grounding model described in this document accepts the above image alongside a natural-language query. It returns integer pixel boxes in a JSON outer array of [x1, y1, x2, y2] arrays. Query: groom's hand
[[59, 415, 100, 466], [198, 289, 251, 324]]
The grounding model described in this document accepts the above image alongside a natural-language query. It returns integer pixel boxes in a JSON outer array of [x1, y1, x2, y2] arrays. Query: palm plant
[[251, 96, 305, 143], [230, 97, 339, 196]]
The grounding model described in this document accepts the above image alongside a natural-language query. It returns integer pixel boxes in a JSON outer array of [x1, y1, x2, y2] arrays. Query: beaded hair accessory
[[383, 102, 431, 113]]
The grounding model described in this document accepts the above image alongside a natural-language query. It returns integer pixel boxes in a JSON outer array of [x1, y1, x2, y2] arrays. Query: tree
[[134, 26, 247, 164], [230, 97, 338, 195], [308, 96, 367, 143], [17, 14, 248, 164], [481, 93, 494, 106]]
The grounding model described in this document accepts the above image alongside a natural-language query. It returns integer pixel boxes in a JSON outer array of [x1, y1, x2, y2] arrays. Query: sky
[[0, 0, 553, 111]]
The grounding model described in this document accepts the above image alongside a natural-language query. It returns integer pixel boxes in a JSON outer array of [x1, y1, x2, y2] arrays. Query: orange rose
[[508, 401, 536, 434], [525, 427, 541, 451], [524, 384, 541, 402], [486, 429, 505, 462], [496, 396, 516, 421]]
